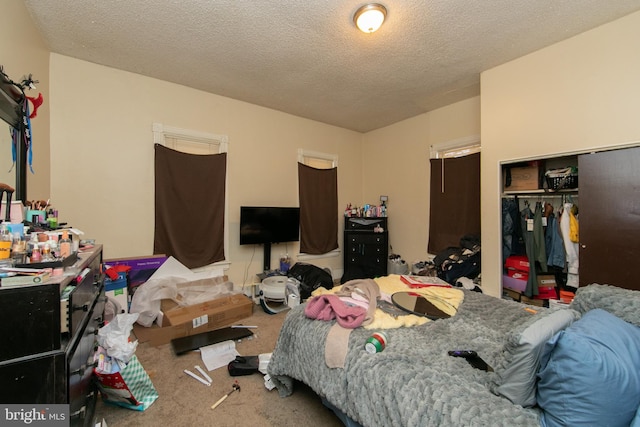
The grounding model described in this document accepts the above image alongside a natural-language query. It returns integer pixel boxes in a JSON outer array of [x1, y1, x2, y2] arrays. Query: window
[[428, 136, 481, 254], [153, 123, 230, 270], [429, 136, 481, 159], [153, 123, 228, 154], [298, 149, 338, 169], [297, 149, 339, 258]]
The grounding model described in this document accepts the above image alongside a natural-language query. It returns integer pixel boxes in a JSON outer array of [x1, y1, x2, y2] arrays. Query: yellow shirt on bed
[[311, 274, 464, 330]]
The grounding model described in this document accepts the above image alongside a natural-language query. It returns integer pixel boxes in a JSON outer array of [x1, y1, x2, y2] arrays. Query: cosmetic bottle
[[30, 244, 42, 263], [59, 230, 72, 258], [41, 243, 54, 262]]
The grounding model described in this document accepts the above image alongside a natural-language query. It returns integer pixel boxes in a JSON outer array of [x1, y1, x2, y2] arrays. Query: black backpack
[[287, 262, 333, 300]]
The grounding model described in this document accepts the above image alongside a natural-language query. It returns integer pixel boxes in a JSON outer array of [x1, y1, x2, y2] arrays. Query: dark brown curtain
[[154, 144, 226, 268], [298, 163, 338, 254], [428, 152, 480, 254]]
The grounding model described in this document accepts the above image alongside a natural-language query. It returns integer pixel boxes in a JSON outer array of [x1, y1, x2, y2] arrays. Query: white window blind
[[298, 149, 338, 169], [430, 135, 481, 159]]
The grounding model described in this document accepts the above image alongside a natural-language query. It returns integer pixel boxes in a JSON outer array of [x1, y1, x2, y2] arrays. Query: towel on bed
[[306, 279, 381, 368]]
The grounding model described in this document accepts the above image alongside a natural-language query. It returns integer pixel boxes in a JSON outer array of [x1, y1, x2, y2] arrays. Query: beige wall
[[47, 54, 481, 288], [4, 4, 480, 289], [362, 97, 480, 265], [0, 1, 50, 201], [481, 10, 640, 297], [10, 5, 639, 298], [49, 54, 364, 286]]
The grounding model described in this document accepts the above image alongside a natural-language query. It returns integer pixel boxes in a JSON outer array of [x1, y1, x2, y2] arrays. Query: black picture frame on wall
[[0, 70, 23, 128]]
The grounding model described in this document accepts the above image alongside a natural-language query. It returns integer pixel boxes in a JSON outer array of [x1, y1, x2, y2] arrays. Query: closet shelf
[[502, 188, 579, 196]]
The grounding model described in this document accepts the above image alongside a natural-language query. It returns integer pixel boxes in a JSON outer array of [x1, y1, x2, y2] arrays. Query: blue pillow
[[632, 406, 640, 427], [537, 309, 640, 427]]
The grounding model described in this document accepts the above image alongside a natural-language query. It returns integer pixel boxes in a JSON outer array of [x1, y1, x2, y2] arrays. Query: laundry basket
[[545, 167, 578, 191]]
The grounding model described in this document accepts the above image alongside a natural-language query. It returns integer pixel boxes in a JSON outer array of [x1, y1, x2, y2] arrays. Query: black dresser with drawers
[[0, 245, 105, 426], [341, 217, 388, 283]]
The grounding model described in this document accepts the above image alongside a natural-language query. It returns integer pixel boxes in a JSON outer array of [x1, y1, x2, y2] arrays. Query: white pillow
[[492, 308, 580, 407]]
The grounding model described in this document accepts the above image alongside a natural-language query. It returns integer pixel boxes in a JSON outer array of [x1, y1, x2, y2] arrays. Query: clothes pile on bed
[[309, 275, 463, 329]]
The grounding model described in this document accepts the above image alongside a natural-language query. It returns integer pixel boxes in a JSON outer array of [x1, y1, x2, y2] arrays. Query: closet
[[501, 145, 640, 299]]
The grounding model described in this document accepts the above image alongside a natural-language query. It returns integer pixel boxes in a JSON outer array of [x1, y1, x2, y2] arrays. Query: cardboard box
[[507, 269, 528, 281], [133, 293, 253, 346], [104, 255, 168, 294], [503, 274, 557, 303], [536, 274, 556, 288], [505, 255, 530, 272], [520, 295, 545, 307], [503, 274, 527, 293], [503, 161, 543, 191], [559, 289, 575, 304], [105, 271, 129, 313], [503, 287, 521, 302], [502, 274, 557, 307], [548, 299, 571, 310], [536, 274, 558, 300]]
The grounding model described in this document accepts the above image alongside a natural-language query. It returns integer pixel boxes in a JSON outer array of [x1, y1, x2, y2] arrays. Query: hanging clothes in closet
[[544, 203, 566, 270], [560, 201, 580, 288], [502, 198, 522, 265], [505, 193, 578, 297], [520, 201, 548, 297], [533, 202, 548, 271]]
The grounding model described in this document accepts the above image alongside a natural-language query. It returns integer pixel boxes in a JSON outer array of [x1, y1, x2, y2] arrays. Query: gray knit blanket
[[269, 290, 543, 427], [268, 284, 640, 426]]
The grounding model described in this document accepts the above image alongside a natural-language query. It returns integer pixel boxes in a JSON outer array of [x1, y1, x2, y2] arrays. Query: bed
[[268, 277, 640, 426]]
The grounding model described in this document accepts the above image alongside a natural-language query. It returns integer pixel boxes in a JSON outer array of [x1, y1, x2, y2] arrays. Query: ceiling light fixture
[[353, 3, 387, 33]]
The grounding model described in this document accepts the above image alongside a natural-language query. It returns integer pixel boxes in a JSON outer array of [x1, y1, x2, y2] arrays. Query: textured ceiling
[[23, 0, 640, 133]]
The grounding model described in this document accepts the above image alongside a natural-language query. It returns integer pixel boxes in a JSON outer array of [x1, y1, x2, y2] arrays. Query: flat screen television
[[240, 206, 300, 271]]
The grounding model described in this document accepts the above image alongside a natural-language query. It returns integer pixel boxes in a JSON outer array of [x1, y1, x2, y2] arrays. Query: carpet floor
[[95, 304, 344, 427]]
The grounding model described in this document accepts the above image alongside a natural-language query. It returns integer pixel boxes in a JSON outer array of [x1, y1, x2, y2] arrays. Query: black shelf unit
[[341, 217, 388, 283]]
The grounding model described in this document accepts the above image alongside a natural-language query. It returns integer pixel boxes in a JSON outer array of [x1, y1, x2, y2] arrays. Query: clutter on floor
[[93, 313, 158, 411], [122, 256, 254, 346], [210, 381, 241, 410], [170, 326, 254, 356]]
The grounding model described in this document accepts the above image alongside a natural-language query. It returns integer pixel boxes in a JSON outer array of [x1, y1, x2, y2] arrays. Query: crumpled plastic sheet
[[97, 312, 139, 363]]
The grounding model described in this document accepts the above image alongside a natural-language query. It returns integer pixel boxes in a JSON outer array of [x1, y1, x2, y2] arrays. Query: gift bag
[[94, 355, 158, 411]]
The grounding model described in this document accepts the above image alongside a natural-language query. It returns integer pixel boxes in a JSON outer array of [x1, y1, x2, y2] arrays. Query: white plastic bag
[[97, 313, 139, 363]]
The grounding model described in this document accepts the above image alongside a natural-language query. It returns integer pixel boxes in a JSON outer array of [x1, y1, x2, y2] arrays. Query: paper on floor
[[200, 340, 239, 371]]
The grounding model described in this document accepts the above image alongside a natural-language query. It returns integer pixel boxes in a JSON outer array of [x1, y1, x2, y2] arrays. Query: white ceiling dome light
[[353, 4, 387, 33]]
